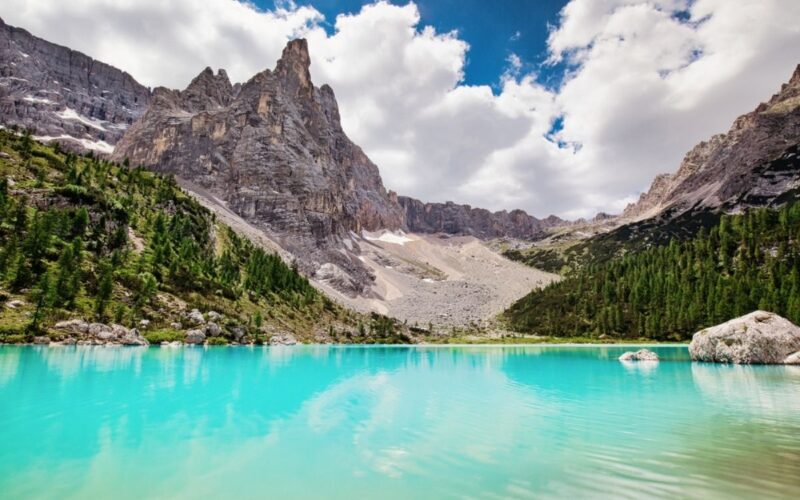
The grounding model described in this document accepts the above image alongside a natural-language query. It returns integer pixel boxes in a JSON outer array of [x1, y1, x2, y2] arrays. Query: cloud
[[2, 0, 799, 218]]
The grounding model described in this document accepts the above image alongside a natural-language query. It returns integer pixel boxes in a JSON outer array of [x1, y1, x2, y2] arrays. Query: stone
[[139, 319, 150, 329], [619, 349, 659, 362], [186, 309, 206, 325], [32, 336, 49, 344], [5, 299, 25, 309], [117, 326, 148, 346], [88, 323, 112, 337], [170, 322, 182, 329], [689, 311, 800, 364], [205, 321, 222, 337], [186, 329, 206, 345], [207, 311, 221, 321], [269, 332, 298, 346], [228, 326, 246, 342], [53, 319, 90, 334]]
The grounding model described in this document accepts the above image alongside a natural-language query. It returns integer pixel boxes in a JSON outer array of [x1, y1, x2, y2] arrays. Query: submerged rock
[[689, 311, 800, 364], [619, 349, 659, 362]]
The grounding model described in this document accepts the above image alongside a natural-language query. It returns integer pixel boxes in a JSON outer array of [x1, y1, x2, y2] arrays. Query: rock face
[[689, 311, 800, 364], [113, 39, 404, 293], [398, 196, 565, 240], [0, 17, 150, 153], [624, 65, 800, 221], [619, 349, 659, 362]]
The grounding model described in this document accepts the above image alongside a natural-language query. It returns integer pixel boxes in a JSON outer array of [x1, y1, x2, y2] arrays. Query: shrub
[[143, 329, 185, 343]]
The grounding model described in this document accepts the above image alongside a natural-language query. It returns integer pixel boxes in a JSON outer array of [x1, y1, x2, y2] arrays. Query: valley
[[0, 15, 799, 344]]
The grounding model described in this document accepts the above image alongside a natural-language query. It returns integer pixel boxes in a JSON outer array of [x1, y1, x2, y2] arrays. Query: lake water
[[1, 345, 799, 499]]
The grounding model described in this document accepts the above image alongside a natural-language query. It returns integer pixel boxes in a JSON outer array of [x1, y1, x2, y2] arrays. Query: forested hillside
[[505, 203, 800, 340], [0, 130, 411, 344]]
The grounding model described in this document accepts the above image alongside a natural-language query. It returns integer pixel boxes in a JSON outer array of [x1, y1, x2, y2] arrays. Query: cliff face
[[112, 39, 405, 293], [0, 17, 150, 153], [624, 64, 800, 220], [398, 196, 564, 240]]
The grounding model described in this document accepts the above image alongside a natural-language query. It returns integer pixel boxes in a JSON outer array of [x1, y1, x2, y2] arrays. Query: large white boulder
[[689, 311, 800, 364]]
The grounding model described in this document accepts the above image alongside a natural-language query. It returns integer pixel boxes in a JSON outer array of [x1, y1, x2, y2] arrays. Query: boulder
[[207, 311, 221, 321], [53, 319, 90, 335], [269, 332, 298, 346], [228, 326, 246, 342], [116, 326, 148, 346], [33, 336, 49, 344], [689, 311, 800, 364], [186, 309, 206, 325], [205, 321, 222, 337], [619, 349, 659, 362], [186, 329, 206, 345], [88, 323, 112, 338], [5, 299, 25, 309]]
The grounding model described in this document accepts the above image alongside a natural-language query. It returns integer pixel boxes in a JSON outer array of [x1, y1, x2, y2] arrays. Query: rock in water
[[689, 311, 800, 364], [619, 349, 659, 362]]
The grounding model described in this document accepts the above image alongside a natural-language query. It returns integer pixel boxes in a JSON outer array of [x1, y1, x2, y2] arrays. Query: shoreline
[[0, 342, 689, 348]]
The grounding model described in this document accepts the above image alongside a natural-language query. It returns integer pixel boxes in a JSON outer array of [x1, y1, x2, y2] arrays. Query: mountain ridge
[[0, 16, 150, 152]]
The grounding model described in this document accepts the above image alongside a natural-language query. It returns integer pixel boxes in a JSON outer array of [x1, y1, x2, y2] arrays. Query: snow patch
[[23, 95, 56, 105], [56, 108, 110, 131], [33, 134, 114, 154], [363, 230, 415, 246]]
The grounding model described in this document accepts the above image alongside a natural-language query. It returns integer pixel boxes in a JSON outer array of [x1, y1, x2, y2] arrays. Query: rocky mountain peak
[[182, 67, 234, 111], [113, 38, 405, 294], [622, 63, 800, 222], [275, 38, 312, 96]]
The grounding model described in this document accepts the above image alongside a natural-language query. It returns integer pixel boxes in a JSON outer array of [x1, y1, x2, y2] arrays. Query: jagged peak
[[790, 64, 800, 86], [278, 39, 310, 69], [182, 65, 234, 111], [275, 38, 312, 94]]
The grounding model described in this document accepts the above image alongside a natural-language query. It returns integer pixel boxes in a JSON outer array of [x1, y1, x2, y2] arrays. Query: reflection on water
[[1, 345, 799, 499]]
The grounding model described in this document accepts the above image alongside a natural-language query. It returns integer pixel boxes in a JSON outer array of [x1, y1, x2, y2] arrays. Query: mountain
[[112, 40, 406, 294], [623, 64, 800, 220], [398, 196, 565, 239], [0, 17, 150, 153]]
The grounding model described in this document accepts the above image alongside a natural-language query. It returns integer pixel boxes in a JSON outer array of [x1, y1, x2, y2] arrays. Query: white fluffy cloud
[[2, 0, 799, 218]]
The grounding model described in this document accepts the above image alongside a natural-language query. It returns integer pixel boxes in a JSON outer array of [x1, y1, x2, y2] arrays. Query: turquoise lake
[[1, 345, 799, 499]]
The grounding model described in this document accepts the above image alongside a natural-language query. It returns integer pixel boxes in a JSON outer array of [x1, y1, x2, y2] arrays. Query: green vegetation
[[505, 203, 800, 340], [0, 130, 412, 344]]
